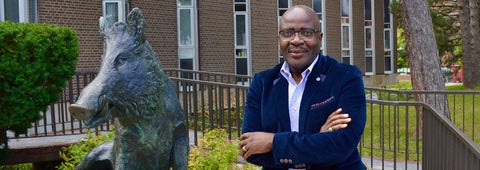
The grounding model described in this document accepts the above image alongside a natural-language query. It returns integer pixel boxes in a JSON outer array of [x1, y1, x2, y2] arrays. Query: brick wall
[[324, 0, 341, 60], [352, 0, 365, 72], [374, 0, 385, 74], [130, 1, 178, 69], [198, 0, 235, 73], [38, 0, 103, 72], [250, 1, 278, 74]]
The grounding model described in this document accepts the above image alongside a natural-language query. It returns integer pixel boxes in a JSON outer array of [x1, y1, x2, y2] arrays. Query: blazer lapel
[[298, 55, 328, 133], [270, 75, 291, 132]]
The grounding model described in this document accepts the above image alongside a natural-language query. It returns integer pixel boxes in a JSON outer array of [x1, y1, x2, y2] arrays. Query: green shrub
[[189, 128, 260, 170], [0, 163, 32, 170], [0, 21, 78, 137], [57, 129, 114, 170]]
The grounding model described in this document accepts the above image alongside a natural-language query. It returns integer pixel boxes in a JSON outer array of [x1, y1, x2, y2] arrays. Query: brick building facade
[[2, 0, 397, 86]]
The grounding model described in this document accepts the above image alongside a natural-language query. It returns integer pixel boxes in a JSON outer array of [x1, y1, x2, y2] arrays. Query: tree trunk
[[459, 0, 480, 88], [399, 0, 451, 119], [468, 0, 480, 87], [458, 0, 472, 87]]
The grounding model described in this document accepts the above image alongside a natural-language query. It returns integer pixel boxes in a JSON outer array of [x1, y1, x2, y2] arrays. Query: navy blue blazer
[[242, 54, 366, 169]]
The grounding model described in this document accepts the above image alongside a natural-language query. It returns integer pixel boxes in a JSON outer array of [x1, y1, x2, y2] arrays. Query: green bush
[[0, 21, 78, 135], [189, 129, 260, 170], [57, 130, 114, 170], [58, 128, 260, 169]]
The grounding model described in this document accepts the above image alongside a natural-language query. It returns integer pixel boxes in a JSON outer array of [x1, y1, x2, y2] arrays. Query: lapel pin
[[316, 77, 321, 82]]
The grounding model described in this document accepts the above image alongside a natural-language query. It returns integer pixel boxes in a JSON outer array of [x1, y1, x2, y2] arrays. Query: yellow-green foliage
[[188, 129, 260, 170], [57, 129, 114, 170], [189, 129, 239, 170]]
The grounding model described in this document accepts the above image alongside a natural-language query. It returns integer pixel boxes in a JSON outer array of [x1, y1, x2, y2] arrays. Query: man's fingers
[[328, 108, 343, 118]]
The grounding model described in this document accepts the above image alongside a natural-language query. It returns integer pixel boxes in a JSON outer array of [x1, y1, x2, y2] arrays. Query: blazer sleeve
[[271, 66, 366, 166]]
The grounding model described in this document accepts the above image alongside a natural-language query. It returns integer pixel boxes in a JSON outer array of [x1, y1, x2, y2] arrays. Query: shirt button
[[294, 107, 298, 111]]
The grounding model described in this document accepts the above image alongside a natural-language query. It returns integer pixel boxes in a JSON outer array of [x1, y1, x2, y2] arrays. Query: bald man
[[240, 5, 366, 169]]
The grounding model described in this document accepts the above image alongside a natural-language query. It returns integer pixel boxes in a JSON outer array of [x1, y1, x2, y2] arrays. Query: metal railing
[[8, 69, 480, 169], [365, 87, 480, 146]]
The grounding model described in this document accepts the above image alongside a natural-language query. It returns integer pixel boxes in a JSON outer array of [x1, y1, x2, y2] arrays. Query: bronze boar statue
[[68, 8, 189, 170]]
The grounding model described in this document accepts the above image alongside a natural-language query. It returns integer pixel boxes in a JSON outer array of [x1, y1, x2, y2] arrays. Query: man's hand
[[320, 108, 351, 132], [239, 132, 274, 160]]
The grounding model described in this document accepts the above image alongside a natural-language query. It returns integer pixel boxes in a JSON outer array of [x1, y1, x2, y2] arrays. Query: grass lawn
[[361, 81, 480, 161]]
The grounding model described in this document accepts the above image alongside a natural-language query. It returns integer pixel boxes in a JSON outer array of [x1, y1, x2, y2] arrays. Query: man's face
[[279, 8, 322, 74]]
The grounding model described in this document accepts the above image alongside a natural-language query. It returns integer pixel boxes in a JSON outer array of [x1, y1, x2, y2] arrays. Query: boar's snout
[[69, 104, 95, 121]]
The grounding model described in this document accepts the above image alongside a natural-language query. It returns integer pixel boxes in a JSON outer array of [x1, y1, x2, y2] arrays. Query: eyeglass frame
[[278, 28, 322, 41]]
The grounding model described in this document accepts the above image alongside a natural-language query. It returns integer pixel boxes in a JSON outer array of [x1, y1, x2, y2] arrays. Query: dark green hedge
[[0, 21, 79, 136]]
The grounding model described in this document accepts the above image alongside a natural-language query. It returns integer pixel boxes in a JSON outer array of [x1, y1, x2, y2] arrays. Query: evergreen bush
[[0, 21, 78, 162]]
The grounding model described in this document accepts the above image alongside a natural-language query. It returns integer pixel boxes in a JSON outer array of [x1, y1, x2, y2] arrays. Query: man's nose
[[290, 32, 304, 44]]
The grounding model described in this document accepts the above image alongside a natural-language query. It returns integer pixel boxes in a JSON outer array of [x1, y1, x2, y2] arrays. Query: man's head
[[279, 5, 322, 74]]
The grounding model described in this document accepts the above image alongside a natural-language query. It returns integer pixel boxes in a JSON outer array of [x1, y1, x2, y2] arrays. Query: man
[[240, 5, 366, 169]]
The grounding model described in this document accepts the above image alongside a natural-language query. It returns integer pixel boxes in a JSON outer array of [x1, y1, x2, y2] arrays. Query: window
[[178, 0, 198, 78], [364, 0, 373, 75], [341, 0, 352, 65], [277, 0, 291, 63], [234, 0, 251, 76], [0, 0, 36, 23], [102, 0, 125, 23], [384, 0, 393, 73], [312, 0, 325, 53]]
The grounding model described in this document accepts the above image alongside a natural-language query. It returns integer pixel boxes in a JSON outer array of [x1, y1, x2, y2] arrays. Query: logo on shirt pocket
[[310, 96, 335, 110]]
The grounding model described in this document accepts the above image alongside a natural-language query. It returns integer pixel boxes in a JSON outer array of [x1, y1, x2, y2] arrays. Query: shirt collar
[[280, 54, 319, 84]]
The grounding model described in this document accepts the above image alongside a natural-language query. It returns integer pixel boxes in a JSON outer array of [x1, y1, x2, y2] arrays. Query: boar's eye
[[114, 52, 131, 67]]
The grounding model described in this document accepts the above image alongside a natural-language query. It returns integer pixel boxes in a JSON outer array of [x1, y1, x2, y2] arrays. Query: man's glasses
[[278, 28, 321, 41]]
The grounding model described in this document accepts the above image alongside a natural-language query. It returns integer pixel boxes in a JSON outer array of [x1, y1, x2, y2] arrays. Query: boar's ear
[[126, 8, 145, 43], [99, 16, 115, 39]]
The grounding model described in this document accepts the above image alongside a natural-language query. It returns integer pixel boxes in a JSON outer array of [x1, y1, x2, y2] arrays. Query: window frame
[[234, 0, 251, 76], [102, 0, 126, 23], [277, 0, 291, 63], [340, 0, 352, 65], [312, 0, 326, 54], [384, 0, 393, 74], [0, 0, 35, 23], [177, 0, 198, 72], [364, 0, 374, 75]]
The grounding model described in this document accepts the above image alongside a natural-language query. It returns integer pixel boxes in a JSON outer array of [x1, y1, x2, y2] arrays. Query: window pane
[[384, 0, 390, 23], [366, 56, 373, 72], [278, 0, 288, 8], [106, 2, 119, 23], [178, 0, 191, 6], [342, 26, 349, 48], [365, 28, 372, 48], [180, 58, 193, 70], [235, 4, 246, 11], [341, 0, 349, 17], [384, 30, 390, 49], [235, 0, 246, 2], [236, 58, 248, 75], [236, 15, 246, 46], [179, 9, 192, 46], [279, 9, 287, 16], [236, 49, 247, 58], [4, 0, 20, 22], [365, 0, 371, 20], [180, 58, 193, 79], [28, 0, 36, 22], [342, 57, 350, 64], [179, 48, 193, 59], [313, 0, 322, 13], [384, 56, 392, 71]]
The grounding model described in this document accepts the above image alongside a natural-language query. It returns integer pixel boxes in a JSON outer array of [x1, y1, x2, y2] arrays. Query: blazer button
[[279, 159, 285, 163], [288, 159, 293, 164]]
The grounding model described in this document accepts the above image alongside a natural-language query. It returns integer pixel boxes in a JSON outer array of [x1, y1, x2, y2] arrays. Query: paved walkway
[[8, 131, 421, 169]]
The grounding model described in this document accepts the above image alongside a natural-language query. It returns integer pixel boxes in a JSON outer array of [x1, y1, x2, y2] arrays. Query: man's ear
[[317, 32, 323, 40]]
